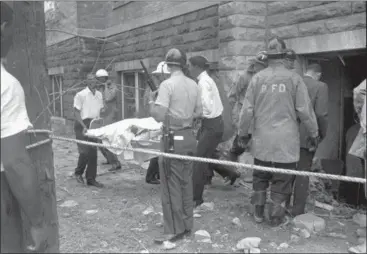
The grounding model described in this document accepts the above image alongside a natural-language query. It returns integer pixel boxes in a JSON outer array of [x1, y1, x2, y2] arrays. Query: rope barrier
[[26, 138, 52, 150], [45, 133, 366, 184]]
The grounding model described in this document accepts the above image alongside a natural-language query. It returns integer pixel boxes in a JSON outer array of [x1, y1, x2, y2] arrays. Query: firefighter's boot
[[251, 190, 267, 223]]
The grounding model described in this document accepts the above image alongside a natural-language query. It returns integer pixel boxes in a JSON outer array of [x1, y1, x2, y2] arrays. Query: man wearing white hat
[[95, 69, 122, 172], [143, 61, 170, 185]]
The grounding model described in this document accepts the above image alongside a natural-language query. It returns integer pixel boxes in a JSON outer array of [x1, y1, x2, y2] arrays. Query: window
[[49, 75, 64, 118], [120, 71, 146, 119]]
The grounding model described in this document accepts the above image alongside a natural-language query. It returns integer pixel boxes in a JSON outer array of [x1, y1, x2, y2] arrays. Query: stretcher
[[86, 117, 162, 164]]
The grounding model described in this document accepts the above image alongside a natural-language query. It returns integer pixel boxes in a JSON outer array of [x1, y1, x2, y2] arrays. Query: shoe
[[146, 179, 160, 185], [102, 161, 110, 165], [269, 216, 286, 227], [154, 234, 175, 244], [87, 180, 104, 188], [75, 174, 84, 184], [254, 205, 265, 223], [108, 165, 122, 172]]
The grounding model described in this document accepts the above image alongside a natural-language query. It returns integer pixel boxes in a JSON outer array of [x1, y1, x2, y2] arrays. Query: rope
[[41, 133, 366, 184], [26, 138, 52, 150]]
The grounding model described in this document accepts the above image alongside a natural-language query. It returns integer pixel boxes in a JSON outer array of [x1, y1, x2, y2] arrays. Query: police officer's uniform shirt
[[73, 87, 104, 120], [1, 62, 33, 139], [238, 64, 318, 163], [155, 70, 202, 130], [197, 71, 223, 119]]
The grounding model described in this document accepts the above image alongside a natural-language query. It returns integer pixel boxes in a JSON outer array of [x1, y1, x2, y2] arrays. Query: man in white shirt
[[73, 74, 104, 188], [188, 55, 224, 207], [1, 2, 47, 252]]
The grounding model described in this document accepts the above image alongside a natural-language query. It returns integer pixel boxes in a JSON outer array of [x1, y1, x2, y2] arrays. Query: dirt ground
[[53, 137, 363, 253]]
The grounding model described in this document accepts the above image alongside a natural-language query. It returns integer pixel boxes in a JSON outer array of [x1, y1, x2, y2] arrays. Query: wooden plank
[[4, 2, 59, 252]]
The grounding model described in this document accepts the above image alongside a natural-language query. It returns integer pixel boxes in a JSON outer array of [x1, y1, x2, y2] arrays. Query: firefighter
[[237, 37, 319, 226], [149, 48, 202, 242], [95, 69, 122, 172]]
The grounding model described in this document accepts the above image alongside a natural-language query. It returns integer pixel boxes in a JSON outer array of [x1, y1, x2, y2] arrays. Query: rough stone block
[[219, 41, 265, 57], [171, 35, 184, 45], [171, 16, 184, 26], [298, 20, 328, 37], [197, 6, 218, 20], [270, 24, 299, 39], [183, 29, 217, 44], [161, 38, 172, 47], [184, 11, 198, 23], [220, 27, 265, 42], [177, 23, 190, 34], [151, 31, 164, 41], [153, 19, 172, 31], [293, 213, 326, 233], [190, 38, 218, 52], [219, 2, 267, 17], [325, 13, 366, 33], [190, 17, 219, 32], [352, 1, 366, 13], [162, 27, 179, 38], [268, 2, 352, 27], [219, 14, 265, 29], [219, 55, 252, 70], [267, 1, 331, 15]]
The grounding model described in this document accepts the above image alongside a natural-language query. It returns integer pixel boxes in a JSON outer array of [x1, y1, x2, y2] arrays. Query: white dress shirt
[[1, 62, 33, 139], [197, 71, 223, 119], [73, 87, 103, 120]]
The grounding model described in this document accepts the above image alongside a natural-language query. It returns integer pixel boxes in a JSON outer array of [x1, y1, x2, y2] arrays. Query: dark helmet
[[165, 48, 187, 67], [266, 36, 287, 59]]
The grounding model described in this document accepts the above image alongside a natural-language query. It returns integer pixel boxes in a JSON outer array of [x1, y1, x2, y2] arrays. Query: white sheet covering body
[[86, 117, 162, 163]]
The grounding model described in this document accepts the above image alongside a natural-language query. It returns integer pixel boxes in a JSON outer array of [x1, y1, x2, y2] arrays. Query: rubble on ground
[[293, 213, 326, 233], [236, 237, 261, 253], [162, 241, 176, 250], [194, 230, 212, 243], [353, 213, 367, 228], [232, 217, 242, 227]]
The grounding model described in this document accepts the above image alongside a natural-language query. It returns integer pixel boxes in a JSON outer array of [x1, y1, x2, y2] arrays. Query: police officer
[[237, 38, 319, 226], [144, 62, 171, 185], [95, 69, 122, 172], [289, 61, 329, 216], [149, 48, 202, 242]]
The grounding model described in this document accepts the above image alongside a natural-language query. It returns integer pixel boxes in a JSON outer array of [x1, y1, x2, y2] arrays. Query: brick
[[153, 19, 172, 31], [267, 1, 332, 15], [172, 16, 184, 26], [177, 23, 190, 34], [190, 38, 218, 52], [325, 13, 366, 33], [151, 31, 164, 40], [352, 2, 366, 13], [270, 24, 299, 39], [268, 2, 352, 27], [197, 6, 218, 20], [183, 28, 217, 44], [219, 2, 267, 17], [219, 41, 265, 57], [298, 20, 328, 37], [219, 27, 265, 42], [171, 35, 184, 45], [219, 55, 252, 70], [219, 14, 266, 29], [184, 11, 198, 23], [134, 42, 148, 52], [190, 17, 219, 32], [162, 27, 178, 38], [161, 38, 172, 47]]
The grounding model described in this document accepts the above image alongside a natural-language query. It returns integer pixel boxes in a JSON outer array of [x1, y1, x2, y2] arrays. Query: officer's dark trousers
[[146, 157, 160, 182], [74, 119, 98, 181], [193, 115, 223, 206], [290, 148, 314, 216], [99, 146, 120, 166], [252, 158, 297, 218], [1, 131, 44, 252], [159, 129, 196, 235]]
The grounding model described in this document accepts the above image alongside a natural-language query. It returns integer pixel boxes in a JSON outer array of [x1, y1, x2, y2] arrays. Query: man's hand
[[82, 126, 88, 135], [308, 135, 320, 152], [311, 156, 322, 172], [237, 135, 251, 149]]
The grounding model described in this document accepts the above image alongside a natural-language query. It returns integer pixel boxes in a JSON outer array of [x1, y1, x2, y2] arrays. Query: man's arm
[[315, 83, 329, 140], [73, 93, 87, 129], [194, 84, 203, 119], [150, 82, 170, 122], [237, 77, 256, 137], [295, 76, 319, 138], [199, 80, 214, 117]]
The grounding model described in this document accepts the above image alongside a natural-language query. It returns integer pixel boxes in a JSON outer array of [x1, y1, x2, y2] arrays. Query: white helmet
[[96, 69, 109, 77], [152, 61, 170, 74]]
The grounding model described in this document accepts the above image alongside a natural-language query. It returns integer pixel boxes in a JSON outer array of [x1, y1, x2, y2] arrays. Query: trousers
[[146, 157, 160, 182], [159, 128, 196, 235], [193, 115, 223, 205], [1, 131, 44, 252], [285, 149, 314, 215], [74, 119, 98, 181], [99, 147, 120, 166]]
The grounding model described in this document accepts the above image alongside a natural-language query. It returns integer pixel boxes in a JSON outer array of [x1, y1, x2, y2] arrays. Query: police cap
[[165, 48, 187, 67]]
